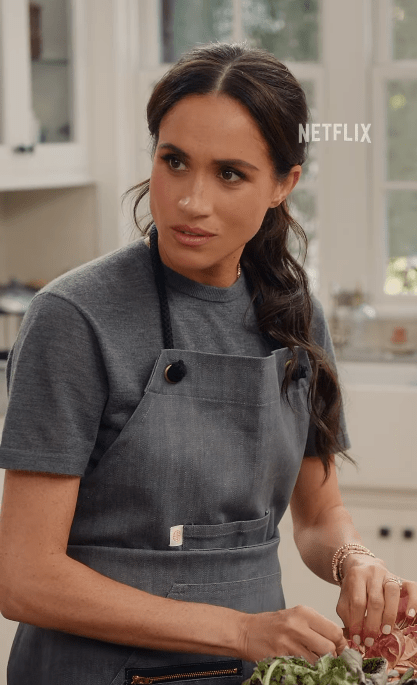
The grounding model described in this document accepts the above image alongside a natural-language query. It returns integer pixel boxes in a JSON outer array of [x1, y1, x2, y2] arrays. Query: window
[[373, 0, 417, 302], [161, 0, 320, 63], [136, 0, 417, 313], [161, 0, 232, 63]]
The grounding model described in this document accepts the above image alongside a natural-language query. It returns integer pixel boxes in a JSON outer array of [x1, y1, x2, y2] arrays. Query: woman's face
[[149, 93, 301, 287]]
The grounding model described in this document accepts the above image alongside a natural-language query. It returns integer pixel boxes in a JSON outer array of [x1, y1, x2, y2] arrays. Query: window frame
[[371, 0, 417, 314]]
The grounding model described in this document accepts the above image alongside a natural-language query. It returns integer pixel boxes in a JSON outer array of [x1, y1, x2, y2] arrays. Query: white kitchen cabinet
[[0, 0, 91, 190], [336, 362, 417, 490], [344, 491, 417, 582]]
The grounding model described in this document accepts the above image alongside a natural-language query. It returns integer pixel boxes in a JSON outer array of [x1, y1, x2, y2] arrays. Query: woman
[[0, 43, 415, 685]]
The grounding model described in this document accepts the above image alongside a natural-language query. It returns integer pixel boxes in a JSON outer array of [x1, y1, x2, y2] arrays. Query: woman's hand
[[239, 605, 347, 664], [336, 554, 417, 647]]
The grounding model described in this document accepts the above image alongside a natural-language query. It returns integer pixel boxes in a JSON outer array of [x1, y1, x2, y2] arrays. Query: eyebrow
[[157, 143, 260, 171]]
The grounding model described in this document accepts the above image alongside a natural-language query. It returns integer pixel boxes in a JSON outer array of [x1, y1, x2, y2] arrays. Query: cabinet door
[[337, 382, 417, 491], [0, 0, 91, 189], [347, 505, 417, 582], [0, 0, 33, 150]]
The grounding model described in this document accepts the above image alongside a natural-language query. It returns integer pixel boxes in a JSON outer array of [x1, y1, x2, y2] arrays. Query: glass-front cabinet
[[0, 0, 90, 189]]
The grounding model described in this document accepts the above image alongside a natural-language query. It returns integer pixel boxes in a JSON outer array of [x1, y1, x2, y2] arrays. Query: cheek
[[223, 190, 269, 238], [149, 168, 176, 217]]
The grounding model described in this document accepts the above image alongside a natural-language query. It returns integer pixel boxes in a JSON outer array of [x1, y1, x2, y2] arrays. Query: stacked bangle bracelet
[[332, 543, 375, 585]]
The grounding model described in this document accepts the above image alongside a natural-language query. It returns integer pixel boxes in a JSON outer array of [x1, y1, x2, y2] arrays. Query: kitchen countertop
[[336, 348, 417, 364]]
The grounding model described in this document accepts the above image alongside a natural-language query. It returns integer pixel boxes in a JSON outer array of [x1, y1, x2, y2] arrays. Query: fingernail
[[353, 634, 361, 645], [408, 608, 416, 618], [382, 624, 391, 635], [364, 637, 374, 647]]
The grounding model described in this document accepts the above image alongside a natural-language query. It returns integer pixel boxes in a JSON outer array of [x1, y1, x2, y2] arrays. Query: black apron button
[[285, 359, 308, 381], [292, 364, 307, 381], [164, 360, 187, 384]]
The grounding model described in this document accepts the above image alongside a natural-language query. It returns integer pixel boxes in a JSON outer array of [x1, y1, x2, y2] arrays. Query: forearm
[[293, 503, 364, 584], [2, 553, 245, 656]]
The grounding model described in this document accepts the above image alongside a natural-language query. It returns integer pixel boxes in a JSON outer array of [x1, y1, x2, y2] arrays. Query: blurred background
[[0, 1, 416, 681]]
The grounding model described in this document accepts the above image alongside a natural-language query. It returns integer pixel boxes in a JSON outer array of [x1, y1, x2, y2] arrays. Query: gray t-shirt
[[0, 238, 349, 475]]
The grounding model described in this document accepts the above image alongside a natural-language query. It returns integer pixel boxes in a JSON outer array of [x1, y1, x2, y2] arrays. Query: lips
[[171, 225, 215, 237], [170, 225, 216, 248]]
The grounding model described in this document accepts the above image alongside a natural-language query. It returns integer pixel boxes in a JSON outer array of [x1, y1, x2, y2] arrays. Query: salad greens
[[243, 648, 415, 685]]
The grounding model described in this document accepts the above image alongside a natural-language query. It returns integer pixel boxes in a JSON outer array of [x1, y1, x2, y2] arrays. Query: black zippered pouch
[[126, 660, 243, 685]]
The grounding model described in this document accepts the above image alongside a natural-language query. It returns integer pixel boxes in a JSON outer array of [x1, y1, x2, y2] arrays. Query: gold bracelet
[[338, 549, 375, 583], [332, 543, 375, 584], [332, 543, 369, 581], [332, 542, 372, 585], [332, 543, 371, 566]]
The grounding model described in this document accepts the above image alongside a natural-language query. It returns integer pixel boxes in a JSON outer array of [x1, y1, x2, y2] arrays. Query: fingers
[[302, 607, 347, 657], [337, 565, 393, 645], [298, 639, 334, 664], [379, 581, 402, 636], [339, 567, 417, 647], [336, 570, 367, 644], [362, 579, 400, 646], [335, 631, 349, 655], [301, 632, 338, 660], [404, 581, 417, 620], [310, 610, 347, 655], [243, 606, 346, 664]]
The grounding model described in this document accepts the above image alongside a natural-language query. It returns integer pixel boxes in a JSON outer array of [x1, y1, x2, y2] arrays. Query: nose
[[178, 177, 212, 217]]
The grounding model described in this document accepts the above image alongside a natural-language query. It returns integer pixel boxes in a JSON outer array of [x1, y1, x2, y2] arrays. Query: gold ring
[[383, 576, 403, 589]]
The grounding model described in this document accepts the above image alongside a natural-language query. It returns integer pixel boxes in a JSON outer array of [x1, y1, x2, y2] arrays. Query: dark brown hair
[[125, 42, 351, 476]]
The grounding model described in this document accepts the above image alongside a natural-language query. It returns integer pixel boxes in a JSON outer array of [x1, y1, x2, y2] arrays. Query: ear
[[270, 165, 302, 208]]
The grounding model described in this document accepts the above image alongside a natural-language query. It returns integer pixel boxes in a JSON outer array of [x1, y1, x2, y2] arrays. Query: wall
[[1, 185, 98, 284], [0, 195, 6, 283], [86, 0, 142, 255]]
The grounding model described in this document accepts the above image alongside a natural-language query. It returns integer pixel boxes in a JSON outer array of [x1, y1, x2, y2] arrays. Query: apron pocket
[[125, 659, 243, 685], [182, 511, 272, 551], [166, 570, 283, 613]]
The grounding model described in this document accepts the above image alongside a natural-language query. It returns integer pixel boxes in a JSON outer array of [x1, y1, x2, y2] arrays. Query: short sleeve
[[0, 292, 108, 475], [303, 297, 351, 457]]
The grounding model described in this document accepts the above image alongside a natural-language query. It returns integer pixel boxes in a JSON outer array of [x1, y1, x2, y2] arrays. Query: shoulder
[[309, 295, 333, 353], [10, 239, 156, 373], [310, 295, 326, 331], [37, 238, 154, 313]]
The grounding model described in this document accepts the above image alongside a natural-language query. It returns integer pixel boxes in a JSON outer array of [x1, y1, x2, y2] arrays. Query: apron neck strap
[[148, 226, 304, 383], [149, 226, 187, 383]]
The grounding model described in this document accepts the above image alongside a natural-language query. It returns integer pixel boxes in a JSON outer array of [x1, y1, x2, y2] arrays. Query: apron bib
[[8, 346, 312, 685]]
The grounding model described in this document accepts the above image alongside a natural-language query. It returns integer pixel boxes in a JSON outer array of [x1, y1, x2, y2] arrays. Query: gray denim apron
[[7, 233, 312, 685]]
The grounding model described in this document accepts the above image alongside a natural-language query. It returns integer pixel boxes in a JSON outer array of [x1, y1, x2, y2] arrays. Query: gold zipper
[[131, 667, 239, 684]]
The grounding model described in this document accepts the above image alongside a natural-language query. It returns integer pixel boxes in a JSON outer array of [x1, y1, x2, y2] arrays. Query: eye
[[161, 154, 186, 171], [220, 167, 245, 183]]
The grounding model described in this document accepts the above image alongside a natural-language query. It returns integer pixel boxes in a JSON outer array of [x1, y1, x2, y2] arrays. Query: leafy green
[[243, 648, 394, 685]]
